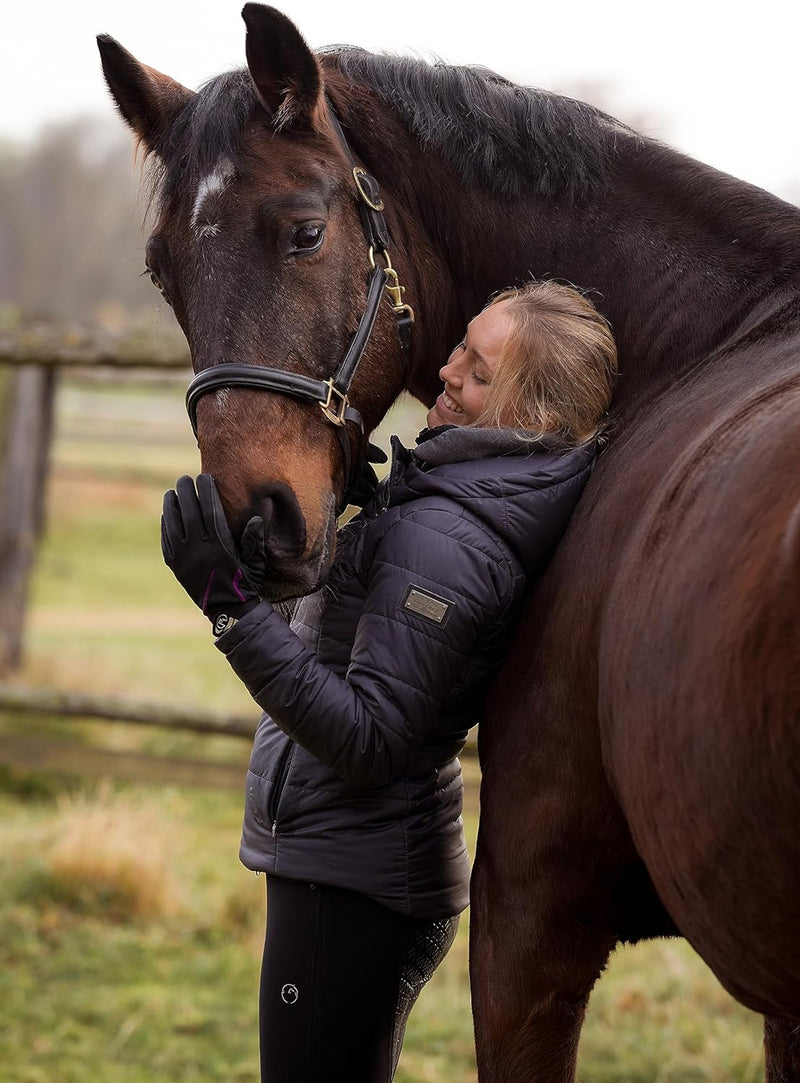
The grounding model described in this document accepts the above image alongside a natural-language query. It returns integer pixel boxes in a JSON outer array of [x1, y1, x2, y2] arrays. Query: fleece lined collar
[[413, 425, 583, 466], [375, 426, 598, 578]]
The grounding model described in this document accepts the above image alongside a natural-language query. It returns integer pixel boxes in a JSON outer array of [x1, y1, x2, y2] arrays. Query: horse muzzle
[[237, 479, 337, 602]]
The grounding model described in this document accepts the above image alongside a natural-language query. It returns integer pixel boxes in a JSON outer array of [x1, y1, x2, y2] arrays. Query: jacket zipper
[[268, 743, 295, 837]]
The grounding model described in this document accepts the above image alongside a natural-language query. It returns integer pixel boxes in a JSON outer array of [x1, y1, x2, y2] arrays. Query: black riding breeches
[[259, 876, 458, 1083]]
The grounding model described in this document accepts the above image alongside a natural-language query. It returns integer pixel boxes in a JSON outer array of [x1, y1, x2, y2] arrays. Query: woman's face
[[426, 300, 513, 428]]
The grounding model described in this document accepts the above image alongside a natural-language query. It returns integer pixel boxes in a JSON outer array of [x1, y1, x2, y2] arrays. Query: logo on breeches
[[281, 983, 299, 1005]]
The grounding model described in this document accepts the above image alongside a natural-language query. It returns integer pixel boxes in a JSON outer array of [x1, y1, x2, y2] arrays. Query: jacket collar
[[412, 425, 584, 467]]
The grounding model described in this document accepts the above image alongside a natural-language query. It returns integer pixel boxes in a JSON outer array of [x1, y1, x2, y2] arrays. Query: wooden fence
[[0, 323, 224, 785], [0, 684, 255, 738], [0, 322, 191, 370], [0, 683, 258, 790], [0, 324, 190, 672]]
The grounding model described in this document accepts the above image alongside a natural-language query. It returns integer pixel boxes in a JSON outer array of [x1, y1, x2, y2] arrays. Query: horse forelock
[[146, 69, 261, 214]]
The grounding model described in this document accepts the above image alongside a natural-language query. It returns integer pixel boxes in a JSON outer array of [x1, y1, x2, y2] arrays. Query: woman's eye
[[473, 373, 488, 385], [290, 223, 325, 253]]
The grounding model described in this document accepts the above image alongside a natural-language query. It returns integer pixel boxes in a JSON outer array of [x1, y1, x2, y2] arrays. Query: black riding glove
[[347, 441, 389, 508], [161, 474, 266, 636], [348, 460, 381, 508]]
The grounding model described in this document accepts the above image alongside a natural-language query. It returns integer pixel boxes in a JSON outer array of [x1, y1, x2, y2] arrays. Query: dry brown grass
[[39, 781, 184, 921]]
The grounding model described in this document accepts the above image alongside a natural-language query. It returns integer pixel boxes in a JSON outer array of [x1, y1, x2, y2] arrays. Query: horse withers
[[98, 5, 800, 1079]]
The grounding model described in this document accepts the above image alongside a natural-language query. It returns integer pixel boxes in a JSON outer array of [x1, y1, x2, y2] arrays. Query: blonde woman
[[162, 280, 617, 1082]]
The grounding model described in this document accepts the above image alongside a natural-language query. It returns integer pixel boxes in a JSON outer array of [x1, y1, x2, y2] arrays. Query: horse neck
[[331, 80, 800, 415], [572, 139, 800, 413]]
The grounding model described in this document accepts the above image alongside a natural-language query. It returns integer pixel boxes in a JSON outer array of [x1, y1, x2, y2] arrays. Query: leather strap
[[185, 265, 386, 438], [325, 103, 392, 256], [330, 264, 387, 393]]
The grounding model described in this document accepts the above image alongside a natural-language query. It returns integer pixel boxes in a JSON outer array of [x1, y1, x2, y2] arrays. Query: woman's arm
[[217, 508, 519, 786]]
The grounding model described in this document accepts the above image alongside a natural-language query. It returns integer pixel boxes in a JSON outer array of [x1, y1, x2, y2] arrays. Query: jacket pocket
[[246, 717, 295, 835], [267, 742, 295, 837]]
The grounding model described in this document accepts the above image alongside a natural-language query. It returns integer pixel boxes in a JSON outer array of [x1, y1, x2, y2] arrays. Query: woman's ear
[[242, 4, 325, 132], [97, 34, 194, 151]]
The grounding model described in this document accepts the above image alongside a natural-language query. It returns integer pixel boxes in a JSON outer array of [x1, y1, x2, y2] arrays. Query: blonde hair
[[476, 280, 617, 443]]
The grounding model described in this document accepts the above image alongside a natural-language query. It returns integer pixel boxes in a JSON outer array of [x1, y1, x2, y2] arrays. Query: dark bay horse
[[98, 5, 800, 1078]]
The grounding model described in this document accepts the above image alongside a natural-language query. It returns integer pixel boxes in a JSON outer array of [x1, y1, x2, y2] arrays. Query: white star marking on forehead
[[191, 157, 235, 236]]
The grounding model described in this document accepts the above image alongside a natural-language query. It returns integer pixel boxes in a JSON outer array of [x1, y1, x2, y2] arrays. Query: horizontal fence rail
[[0, 733, 249, 791], [0, 684, 257, 739], [0, 684, 479, 754], [0, 325, 191, 369]]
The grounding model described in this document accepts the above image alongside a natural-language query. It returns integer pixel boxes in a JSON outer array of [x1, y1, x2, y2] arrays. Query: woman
[[161, 280, 617, 1081]]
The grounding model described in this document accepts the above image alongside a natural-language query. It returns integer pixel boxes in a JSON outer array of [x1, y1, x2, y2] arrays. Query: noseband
[[185, 101, 414, 512]]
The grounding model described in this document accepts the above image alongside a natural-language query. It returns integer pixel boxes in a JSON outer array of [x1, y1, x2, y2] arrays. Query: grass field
[[0, 378, 766, 1081]]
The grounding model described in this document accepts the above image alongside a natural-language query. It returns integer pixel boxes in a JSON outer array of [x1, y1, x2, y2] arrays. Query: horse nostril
[[250, 481, 307, 559]]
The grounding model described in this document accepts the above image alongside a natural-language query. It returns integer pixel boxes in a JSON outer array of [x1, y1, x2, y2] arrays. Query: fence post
[[0, 364, 56, 673]]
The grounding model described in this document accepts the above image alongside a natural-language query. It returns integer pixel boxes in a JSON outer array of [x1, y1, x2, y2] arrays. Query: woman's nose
[[439, 358, 460, 385]]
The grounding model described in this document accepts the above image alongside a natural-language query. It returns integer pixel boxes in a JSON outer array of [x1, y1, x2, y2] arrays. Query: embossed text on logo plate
[[402, 586, 453, 626]]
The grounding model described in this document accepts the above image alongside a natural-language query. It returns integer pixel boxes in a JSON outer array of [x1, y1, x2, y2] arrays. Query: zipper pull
[[272, 821, 277, 838]]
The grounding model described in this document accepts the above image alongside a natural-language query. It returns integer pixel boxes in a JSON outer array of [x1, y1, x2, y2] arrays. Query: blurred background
[[1, 1, 797, 1080]]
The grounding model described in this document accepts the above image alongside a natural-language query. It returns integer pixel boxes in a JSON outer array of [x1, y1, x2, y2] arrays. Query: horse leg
[[764, 1016, 800, 1082], [469, 740, 632, 1083], [469, 844, 614, 1083]]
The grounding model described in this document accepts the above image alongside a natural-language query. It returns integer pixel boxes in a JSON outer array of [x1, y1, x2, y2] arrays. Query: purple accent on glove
[[201, 568, 216, 614], [232, 567, 246, 602]]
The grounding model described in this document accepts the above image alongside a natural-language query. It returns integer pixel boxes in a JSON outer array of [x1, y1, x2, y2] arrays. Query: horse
[[97, 5, 800, 1078]]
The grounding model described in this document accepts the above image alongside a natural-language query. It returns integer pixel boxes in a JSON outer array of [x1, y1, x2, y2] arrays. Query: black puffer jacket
[[216, 426, 597, 918]]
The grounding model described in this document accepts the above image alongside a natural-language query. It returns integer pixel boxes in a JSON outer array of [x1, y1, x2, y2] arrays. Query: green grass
[[0, 788, 263, 1083], [0, 781, 765, 1083], [1, 378, 766, 1081]]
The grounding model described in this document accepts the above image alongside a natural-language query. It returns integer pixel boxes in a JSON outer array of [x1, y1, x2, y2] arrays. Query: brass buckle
[[319, 378, 348, 426], [353, 167, 385, 212]]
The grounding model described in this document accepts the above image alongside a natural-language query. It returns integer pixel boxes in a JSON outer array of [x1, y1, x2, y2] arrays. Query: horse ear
[[241, 4, 324, 132], [97, 34, 194, 149]]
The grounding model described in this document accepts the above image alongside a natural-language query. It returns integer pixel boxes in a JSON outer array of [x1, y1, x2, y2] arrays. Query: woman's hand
[[161, 474, 266, 633]]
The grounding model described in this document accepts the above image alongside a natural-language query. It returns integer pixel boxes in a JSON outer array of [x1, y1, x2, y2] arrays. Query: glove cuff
[[209, 599, 260, 637]]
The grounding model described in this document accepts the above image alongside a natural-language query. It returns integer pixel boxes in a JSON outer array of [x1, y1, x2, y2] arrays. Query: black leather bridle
[[185, 100, 414, 511]]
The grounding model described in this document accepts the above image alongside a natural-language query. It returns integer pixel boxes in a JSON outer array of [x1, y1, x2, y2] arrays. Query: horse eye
[[148, 270, 165, 295], [290, 223, 325, 254]]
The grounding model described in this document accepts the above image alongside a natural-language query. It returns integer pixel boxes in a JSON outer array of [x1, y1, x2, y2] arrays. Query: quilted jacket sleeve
[[215, 505, 520, 787]]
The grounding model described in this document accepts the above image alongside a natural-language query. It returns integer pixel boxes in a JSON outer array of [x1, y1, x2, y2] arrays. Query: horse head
[[98, 5, 413, 600]]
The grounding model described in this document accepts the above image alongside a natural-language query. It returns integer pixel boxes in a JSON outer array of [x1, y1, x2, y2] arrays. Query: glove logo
[[213, 613, 236, 637], [281, 983, 299, 1005]]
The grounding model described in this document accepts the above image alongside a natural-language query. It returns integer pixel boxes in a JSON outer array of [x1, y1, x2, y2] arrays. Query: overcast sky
[[3, 0, 799, 200]]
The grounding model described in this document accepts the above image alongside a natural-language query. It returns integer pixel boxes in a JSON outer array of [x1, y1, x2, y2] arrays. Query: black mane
[[150, 51, 630, 209], [332, 50, 629, 200]]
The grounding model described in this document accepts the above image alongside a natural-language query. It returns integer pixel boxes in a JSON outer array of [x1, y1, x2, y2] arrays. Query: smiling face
[[427, 300, 515, 428]]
